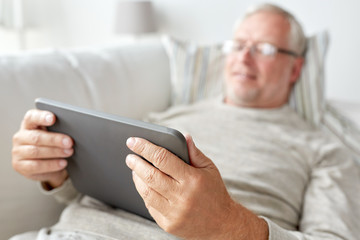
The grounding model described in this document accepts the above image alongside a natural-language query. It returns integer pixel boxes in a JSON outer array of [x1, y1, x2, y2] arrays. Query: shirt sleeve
[[264, 142, 360, 240], [38, 179, 81, 205]]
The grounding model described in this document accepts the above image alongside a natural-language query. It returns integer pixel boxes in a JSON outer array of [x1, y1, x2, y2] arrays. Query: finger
[[21, 109, 56, 130], [126, 137, 188, 180], [132, 170, 170, 211], [13, 129, 73, 148], [12, 145, 73, 160], [13, 159, 68, 177], [184, 134, 214, 168], [126, 154, 178, 198], [30, 169, 68, 183]]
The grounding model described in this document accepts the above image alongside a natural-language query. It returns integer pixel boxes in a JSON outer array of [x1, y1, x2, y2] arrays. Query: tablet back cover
[[36, 98, 189, 221]]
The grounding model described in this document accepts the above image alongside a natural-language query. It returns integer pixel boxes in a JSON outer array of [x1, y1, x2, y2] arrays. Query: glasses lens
[[223, 41, 244, 54], [222, 41, 234, 54], [257, 43, 276, 57]]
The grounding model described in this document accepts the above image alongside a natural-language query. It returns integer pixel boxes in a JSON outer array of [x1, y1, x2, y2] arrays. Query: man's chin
[[225, 89, 260, 107]]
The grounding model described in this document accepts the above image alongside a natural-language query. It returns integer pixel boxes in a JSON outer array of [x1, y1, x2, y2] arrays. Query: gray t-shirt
[[38, 97, 360, 239]]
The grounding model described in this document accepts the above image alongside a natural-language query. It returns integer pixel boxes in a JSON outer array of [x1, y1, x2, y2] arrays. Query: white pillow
[[162, 36, 224, 105], [289, 31, 329, 127]]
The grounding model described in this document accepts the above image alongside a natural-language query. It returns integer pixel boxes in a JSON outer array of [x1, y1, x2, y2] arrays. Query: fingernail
[[62, 138, 71, 147], [126, 154, 135, 167], [64, 148, 72, 155], [126, 137, 136, 149], [59, 160, 67, 167], [45, 114, 53, 123]]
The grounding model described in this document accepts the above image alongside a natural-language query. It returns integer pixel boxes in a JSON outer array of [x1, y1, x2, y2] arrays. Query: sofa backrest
[[0, 38, 171, 239]]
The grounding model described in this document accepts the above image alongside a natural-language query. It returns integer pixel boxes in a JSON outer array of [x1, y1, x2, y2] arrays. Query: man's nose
[[234, 46, 253, 63]]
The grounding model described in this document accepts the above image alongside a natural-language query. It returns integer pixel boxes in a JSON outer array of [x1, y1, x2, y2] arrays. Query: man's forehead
[[234, 11, 291, 46]]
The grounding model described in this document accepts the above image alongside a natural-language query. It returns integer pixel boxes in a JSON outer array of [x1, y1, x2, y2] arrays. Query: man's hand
[[12, 109, 73, 189], [126, 134, 268, 239]]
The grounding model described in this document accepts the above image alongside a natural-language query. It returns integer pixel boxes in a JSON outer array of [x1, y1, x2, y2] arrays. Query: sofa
[[1, 35, 359, 239]]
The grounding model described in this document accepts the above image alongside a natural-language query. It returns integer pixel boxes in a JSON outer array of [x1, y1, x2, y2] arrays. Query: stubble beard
[[225, 85, 260, 107]]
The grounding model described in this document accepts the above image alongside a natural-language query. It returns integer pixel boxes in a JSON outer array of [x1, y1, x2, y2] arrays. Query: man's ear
[[289, 57, 304, 84]]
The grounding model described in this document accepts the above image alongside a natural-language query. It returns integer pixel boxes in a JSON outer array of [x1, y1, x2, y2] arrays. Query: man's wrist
[[41, 174, 69, 191], [41, 181, 56, 191], [219, 201, 269, 240]]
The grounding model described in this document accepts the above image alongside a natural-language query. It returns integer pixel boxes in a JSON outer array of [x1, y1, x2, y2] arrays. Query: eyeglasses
[[223, 40, 299, 58]]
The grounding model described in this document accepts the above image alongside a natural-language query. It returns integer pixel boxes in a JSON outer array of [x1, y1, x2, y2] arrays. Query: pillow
[[289, 31, 329, 127], [162, 32, 329, 127], [161, 36, 224, 105]]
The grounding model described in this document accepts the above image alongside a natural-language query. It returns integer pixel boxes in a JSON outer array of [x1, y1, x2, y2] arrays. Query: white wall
[[15, 0, 360, 103]]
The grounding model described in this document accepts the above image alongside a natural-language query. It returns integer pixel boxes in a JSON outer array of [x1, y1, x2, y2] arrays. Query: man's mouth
[[231, 72, 257, 81]]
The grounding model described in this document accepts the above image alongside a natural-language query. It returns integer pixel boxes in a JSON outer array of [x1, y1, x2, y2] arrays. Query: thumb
[[184, 134, 214, 169]]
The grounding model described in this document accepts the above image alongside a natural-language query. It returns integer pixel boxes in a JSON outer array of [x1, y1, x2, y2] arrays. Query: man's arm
[[296, 142, 360, 239], [125, 134, 268, 240], [126, 135, 360, 240], [260, 142, 360, 240]]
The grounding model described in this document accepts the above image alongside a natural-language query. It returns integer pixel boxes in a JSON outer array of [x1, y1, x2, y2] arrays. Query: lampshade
[[115, 1, 157, 35]]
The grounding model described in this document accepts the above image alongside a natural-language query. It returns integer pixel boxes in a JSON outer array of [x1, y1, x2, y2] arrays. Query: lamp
[[114, 1, 157, 35]]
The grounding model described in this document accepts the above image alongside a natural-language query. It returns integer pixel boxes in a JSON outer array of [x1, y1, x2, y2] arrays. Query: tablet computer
[[35, 98, 189, 221]]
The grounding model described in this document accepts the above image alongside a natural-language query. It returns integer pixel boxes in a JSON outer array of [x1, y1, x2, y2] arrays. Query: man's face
[[224, 11, 303, 108]]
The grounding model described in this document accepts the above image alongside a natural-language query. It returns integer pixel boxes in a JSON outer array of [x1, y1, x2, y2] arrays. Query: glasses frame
[[223, 40, 300, 58]]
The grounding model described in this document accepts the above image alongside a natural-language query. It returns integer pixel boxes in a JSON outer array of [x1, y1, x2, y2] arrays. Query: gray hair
[[233, 3, 307, 56]]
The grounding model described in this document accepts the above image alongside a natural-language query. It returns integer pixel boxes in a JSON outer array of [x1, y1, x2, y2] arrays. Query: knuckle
[[153, 148, 168, 168], [162, 221, 180, 235], [11, 157, 21, 172], [24, 110, 34, 123], [27, 161, 40, 173], [28, 145, 39, 158], [144, 201, 151, 209], [11, 146, 19, 158], [12, 132, 21, 145], [51, 135, 60, 146], [12, 158, 39, 176], [180, 199, 194, 214], [142, 187, 151, 200], [191, 173, 205, 188], [145, 168, 157, 184], [30, 131, 42, 145], [135, 139, 146, 154]]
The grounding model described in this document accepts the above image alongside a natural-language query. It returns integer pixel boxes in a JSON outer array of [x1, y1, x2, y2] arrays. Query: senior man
[[11, 3, 360, 240]]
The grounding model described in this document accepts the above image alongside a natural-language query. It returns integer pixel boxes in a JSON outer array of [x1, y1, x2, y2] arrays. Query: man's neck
[[223, 96, 288, 109]]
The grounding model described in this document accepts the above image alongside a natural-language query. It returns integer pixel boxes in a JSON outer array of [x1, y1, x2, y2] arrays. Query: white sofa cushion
[[64, 40, 172, 119], [0, 38, 171, 239]]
